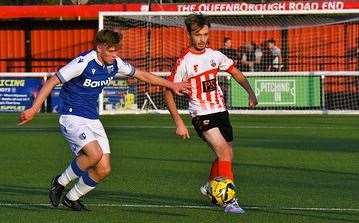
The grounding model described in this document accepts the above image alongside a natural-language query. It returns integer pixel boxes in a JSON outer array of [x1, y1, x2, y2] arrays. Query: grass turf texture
[[0, 113, 358, 223]]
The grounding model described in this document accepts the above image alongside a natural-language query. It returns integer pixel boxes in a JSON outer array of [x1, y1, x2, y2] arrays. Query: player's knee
[[216, 144, 233, 161], [103, 165, 112, 177], [88, 149, 103, 166], [94, 150, 103, 163], [97, 165, 111, 178]]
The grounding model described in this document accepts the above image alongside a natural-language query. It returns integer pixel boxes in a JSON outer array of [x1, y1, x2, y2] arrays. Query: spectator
[[218, 37, 239, 68], [258, 40, 271, 71], [258, 39, 282, 72], [239, 41, 262, 72], [267, 39, 282, 71]]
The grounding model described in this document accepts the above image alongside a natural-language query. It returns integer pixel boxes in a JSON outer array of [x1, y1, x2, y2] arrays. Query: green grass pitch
[[0, 113, 358, 223]]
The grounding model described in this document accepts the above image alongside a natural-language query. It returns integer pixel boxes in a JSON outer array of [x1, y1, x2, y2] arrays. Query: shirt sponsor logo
[[83, 77, 114, 88], [202, 79, 217, 92]]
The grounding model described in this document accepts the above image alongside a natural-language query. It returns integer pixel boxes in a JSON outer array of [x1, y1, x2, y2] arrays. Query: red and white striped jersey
[[168, 48, 234, 117]]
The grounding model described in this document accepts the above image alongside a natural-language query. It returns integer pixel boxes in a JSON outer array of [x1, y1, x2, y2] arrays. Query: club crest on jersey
[[79, 132, 86, 140], [106, 65, 114, 74], [210, 59, 216, 67], [91, 68, 96, 75], [193, 64, 198, 73]]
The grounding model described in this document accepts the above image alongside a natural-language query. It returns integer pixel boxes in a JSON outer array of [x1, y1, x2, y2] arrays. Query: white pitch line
[[0, 203, 358, 212]]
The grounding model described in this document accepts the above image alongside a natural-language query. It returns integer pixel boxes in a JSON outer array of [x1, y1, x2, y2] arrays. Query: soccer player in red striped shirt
[[164, 14, 257, 214]]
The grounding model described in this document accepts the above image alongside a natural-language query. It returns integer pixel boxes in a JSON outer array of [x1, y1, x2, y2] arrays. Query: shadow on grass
[[117, 208, 188, 217], [250, 208, 359, 223], [122, 155, 359, 177], [0, 184, 209, 212], [90, 189, 208, 206]]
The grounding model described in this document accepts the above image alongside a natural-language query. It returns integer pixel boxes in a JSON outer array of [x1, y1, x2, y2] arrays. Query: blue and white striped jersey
[[56, 50, 135, 119]]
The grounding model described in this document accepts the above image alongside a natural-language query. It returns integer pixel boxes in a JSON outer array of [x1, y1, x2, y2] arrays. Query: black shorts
[[192, 111, 233, 142]]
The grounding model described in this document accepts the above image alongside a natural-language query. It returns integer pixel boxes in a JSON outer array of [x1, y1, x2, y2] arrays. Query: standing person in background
[[18, 29, 189, 211], [267, 39, 282, 71], [219, 37, 240, 68], [239, 41, 261, 72], [164, 14, 257, 214]]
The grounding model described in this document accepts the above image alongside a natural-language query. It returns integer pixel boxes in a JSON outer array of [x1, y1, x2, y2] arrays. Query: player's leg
[[202, 128, 234, 180], [49, 115, 103, 208], [62, 152, 110, 211], [59, 140, 103, 186], [199, 112, 244, 214], [61, 120, 111, 211], [200, 129, 232, 197], [202, 128, 244, 214], [49, 140, 103, 208], [87, 119, 112, 182]]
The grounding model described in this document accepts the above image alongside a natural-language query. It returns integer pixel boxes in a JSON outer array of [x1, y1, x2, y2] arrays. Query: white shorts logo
[[59, 115, 111, 156]]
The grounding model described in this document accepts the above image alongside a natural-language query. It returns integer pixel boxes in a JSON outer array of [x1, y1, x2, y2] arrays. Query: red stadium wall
[[288, 24, 346, 71], [0, 28, 96, 72], [1, 25, 358, 73], [0, 30, 25, 72], [31, 29, 96, 72]]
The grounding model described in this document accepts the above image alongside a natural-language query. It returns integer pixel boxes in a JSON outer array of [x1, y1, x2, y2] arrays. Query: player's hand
[[171, 80, 191, 96], [176, 123, 190, 139], [18, 108, 37, 126], [248, 93, 258, 108]]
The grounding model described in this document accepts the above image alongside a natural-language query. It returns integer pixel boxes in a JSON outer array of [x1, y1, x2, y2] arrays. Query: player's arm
[[18, 74, 61, 126], [132, 70, 189, 96], [217, 50, 257, 108], [164, 88, 190, 139], [228, 67, 258, 108]]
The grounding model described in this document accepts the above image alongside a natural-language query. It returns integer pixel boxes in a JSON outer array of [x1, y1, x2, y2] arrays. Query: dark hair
[[267, 39, 276, 44], [94, 29, 122, 48], [224, 37, 231, 43], [184, 13, 211, 34]]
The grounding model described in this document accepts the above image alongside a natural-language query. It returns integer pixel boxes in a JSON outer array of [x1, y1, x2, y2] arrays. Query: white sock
[[58, 165, 78, 187], [66, 174, 97, 201], [57, 160, 84, 187]]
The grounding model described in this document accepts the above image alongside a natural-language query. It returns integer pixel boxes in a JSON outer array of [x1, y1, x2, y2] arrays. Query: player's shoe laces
[[49, 175, 64, 207], [224, 198, 245, 214], [62, 196, 90, 211], [200, 182, 211, 197]]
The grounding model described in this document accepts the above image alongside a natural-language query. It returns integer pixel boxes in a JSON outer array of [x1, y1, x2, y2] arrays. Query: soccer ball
[[209, 177, 236, 206]]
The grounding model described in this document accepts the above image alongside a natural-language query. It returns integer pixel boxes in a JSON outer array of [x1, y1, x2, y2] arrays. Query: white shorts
[[59, 115, 110, 156]]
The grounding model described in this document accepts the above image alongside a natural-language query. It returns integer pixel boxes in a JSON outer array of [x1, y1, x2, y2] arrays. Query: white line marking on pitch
[[0, 203, 358, 212]]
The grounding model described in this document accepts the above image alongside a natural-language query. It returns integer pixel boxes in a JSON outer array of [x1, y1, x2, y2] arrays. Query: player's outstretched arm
[[164, 88, 190, 139], [133, 70, 190, 96], [18, 74, 61, 126], [229, 67, 258, 108]]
